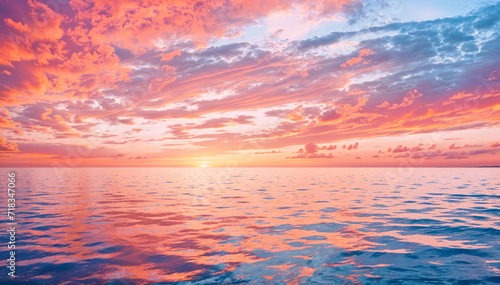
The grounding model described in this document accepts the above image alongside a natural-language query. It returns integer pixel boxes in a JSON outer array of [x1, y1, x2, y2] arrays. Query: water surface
[[1, 167, 499, 284]]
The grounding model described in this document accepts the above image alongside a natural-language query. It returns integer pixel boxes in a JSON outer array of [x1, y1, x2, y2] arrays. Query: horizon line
[[1, 166, 499, 168]]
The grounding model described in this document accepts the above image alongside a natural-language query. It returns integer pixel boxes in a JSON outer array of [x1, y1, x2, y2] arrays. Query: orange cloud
[[377, 89, 423, 110], [1, 0, 64, 67], [341, 49, 375, 68], [161, 50, 182, 61], [0, 137, 19, 152], [0, 110, 22, 135], [68, 0, 360, 51]]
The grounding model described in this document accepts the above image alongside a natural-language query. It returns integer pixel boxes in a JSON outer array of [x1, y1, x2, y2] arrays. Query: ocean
[[1, 167, 499, 284]]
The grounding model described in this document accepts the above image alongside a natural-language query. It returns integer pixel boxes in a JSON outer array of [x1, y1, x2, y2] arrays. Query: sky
[[0, 0, 499, 167]]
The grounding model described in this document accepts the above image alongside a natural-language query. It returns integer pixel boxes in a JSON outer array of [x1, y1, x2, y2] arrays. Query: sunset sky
[[0, 0, 499, 167]]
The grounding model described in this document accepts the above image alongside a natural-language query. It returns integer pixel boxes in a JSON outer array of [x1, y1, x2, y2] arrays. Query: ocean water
[[1, 167, 499, 284]]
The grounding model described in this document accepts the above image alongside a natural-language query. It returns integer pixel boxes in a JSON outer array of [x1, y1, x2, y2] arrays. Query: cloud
[[255, 150, 281, 154], [347, 142, 359, 150], [389, 143, 428, 154], [112, 153, 125, 159], [442, 151, 469, 160], [1, 110, 10, 119], [290, 142, 337, 158], [466, 149, 496, 156], [377, 89, 422, 110], [66, 0, 360, 51], [294, 143, 336, 154], [265, 109, 293, 118], [392, 145, 410, 153], [161, 50, 182, 62], [193, 115, 255, 129], [318, 109, 341, 122], [491, 142, 500, 148], [304, 143, 319, 154], [449, 143, 482, 150], [409, 148, 496, 160], [16, 142, 120, 158], [103, 140, 127, 145], [0, 137, 19, 152], [289, 152, 334, 159], [0, 109, 22, 135], [327, 145, 337, 150], [394, 153, 410, 158], [341, 49, 375, 68], [13, 105, 80, 137], [410, 143, 425, 152], [411, 150, 442, 159]]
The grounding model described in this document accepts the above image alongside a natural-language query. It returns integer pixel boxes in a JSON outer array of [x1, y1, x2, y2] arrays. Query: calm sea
[[1, 167, 499, 284]]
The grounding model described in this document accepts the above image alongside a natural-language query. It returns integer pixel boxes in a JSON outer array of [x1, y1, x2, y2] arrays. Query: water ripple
[[0, 167, 499, 284]]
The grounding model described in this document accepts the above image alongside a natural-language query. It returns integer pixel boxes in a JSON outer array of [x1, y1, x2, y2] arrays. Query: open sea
[[1, 167, 499, 284]]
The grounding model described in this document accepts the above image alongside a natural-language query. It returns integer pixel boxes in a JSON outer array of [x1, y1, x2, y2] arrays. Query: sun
[[199, 163, 208, 168]]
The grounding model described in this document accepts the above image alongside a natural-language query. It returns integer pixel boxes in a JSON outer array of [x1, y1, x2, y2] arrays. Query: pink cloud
[[377, 89, 423, 110], [449, 143, 482, 150], [304, 143, 319, 154], [347, 142, 359, 150], [290, 142, 337, 158], [112, 153, 125, 159], [193, 115, 255, 129], [255, 150, 281, 154], [392, 145, 410, 153], [289, 152, 334, 159], [394, 153, 410, 158], [410, 143, 425, 152], [318, 109, 341, 122], [411, 150, 442, 159]]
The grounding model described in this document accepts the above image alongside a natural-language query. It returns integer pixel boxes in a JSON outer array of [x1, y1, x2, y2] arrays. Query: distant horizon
[[1, 165, 499, 168], [1, 0, 499, 167]]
